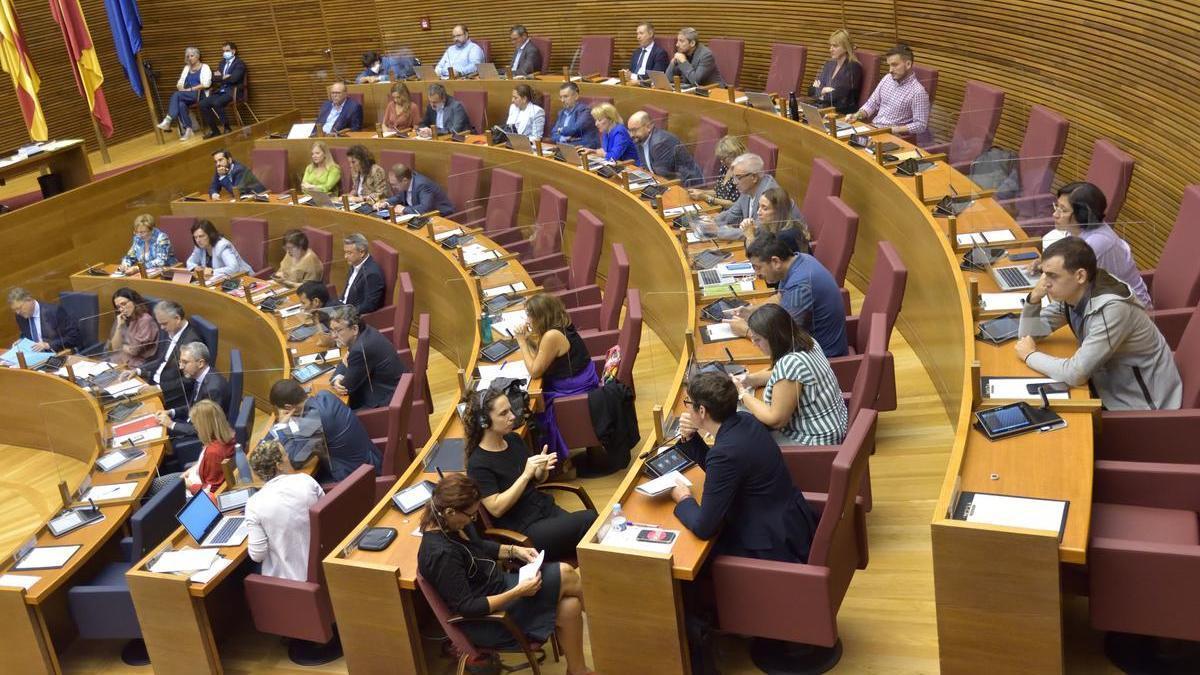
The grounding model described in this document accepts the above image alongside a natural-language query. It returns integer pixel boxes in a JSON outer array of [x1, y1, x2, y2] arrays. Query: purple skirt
[[538, 365, 600, 460]]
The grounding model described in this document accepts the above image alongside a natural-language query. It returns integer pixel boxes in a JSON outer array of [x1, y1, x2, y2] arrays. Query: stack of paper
[[980, 292, 1048, 312], [663, 204, 701, 219], [957, 493, 1067, 535], [56, 360, 112, 379], [483, 282, 528, 299], [433, 228, 464, 242], [700, 279, 756, 297], [462, 244, 498, 265], [599, 77, 621, 85], [149, 548, 220, 574], [14, 545, 79, 571], [957, 230, 1017, 246], [82, 482, 139, 502], [104, 379, 144, 398], [636, 470, 691, 497], [111, 422, 164, 448], [189, 556, 232, 583], [0, 574, 39, 590]]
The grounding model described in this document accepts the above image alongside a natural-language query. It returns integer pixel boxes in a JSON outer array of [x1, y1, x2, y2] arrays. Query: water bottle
[[788, 91, 800, 122], [479, 312, 493, 346], [610, 504, 628, 532]]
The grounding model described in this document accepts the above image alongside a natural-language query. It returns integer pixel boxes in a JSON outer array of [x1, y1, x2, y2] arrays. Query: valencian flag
[[50, 0, 113, 137], [0, 0, 48, 140], [102, 0, 141, 96]]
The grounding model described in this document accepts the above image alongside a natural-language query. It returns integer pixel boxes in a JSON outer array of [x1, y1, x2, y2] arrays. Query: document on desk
[[518, 549, 545, 583], [957, 229, 1017, 246], [57, 360, 112, 379], [149, 547, 220, 574], [433, 228, 464, 242], [636, 470, 691, 497], [287, 123, 316, 139], [295, 349, 341, 367], [0, 338, 53, 368], [483, 282, 527, 298], [82, 482, 138, 502], [981, 377, 1069, 400], [110, 424, 164, 448], [600, 77, 621, 85], [663, 204, 701, 219], [14, 545, 80, 571], [600, 525, 680, 552], [476, 362, 531, 390], [979, 292, 1048, 312], [189, 555, 232, 583], [462, 243, 499, 265], [492, 309, 529, 338], [0, 574, 39, 590], [702, 322, 739, 343], [104, 379, 144, 398], [953, 492, 1068, 537]]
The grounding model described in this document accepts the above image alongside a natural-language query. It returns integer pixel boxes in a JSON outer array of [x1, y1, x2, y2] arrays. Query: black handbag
[[355, 527, 397, 551]]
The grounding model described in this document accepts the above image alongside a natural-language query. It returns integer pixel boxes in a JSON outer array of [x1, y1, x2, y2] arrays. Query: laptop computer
[[646, 70, 673, 91], [176, 490, 249, 548], [476, 63, 501, 80], [414, 64, 438, 80], [798, 101, 852, 133], [302, 188, 337, 208], [743, 92, 780, 114], [985, 251, 1041, 291]]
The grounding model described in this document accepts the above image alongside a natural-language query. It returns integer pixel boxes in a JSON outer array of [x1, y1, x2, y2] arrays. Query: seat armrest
[[529, 267, 570, 291], [1093, 459, 1200, 512], [924, 141, 949, 156], [363, 305, 395, 330], [1151, 307, 1191, 349], [522, 253, 569, 274], [778, 446, 839, 492], [537, 482, 596, 511], [1140, 268, 1156, 295], [488, 227, 527, 248], [827, 353, 863, 393], [505, 238, 534, 260], [482, 527, 533, 546], [1098, 410, 1200, 463]]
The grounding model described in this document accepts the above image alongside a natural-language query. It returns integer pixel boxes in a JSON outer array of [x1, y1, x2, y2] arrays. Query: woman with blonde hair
[[514, 293, 598, 460], [586, 102, 637, 162], [809, 29, 863, 114], [300, 140, 341, 195], [687, 134, 746, 207], [119, 213, 177, 273], [182, 399, 237, 494], [382, 82, 421, 132]]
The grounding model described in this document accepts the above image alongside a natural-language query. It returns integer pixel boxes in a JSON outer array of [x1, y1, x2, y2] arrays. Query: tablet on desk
[[391, 480, 436, 514], [292, 363, 333, 384], [216, 487, 257, 513], [480, 340, 518, 363], [974, 401, 1066, 440]]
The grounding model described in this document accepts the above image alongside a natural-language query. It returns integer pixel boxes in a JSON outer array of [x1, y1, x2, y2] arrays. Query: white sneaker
[[156, 116, 172, 131], [180, 128, 194, 141]]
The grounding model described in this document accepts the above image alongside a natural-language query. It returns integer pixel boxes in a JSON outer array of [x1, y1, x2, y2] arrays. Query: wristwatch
[[706, 195, 715, 205]]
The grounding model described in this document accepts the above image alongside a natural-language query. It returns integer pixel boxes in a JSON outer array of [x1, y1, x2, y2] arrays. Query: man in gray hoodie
[[1016, 236, 1181, 410]]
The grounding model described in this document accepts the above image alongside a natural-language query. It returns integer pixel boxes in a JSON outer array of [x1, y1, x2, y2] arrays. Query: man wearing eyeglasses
[[713, 153, 801, 227], [327, 305, 406, 411], [435, 24, 485, 79]]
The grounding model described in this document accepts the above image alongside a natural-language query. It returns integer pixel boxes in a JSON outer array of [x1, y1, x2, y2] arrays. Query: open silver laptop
[[476, 63, 501, 80], [798, 101, 851, 133], [414, 64, 438, 80], [176, 490, 248, 548], [646, 70, 673, 91], [986, 253, 1041, 291], [743, 92, 780, 114]]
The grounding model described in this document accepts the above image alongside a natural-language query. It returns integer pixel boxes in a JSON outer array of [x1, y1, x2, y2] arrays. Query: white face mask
[[223, 51, 233, 61], [370, 63, 381, 73]]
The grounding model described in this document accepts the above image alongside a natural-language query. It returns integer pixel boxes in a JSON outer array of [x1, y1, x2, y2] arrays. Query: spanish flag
[[0, 0, 47, 141], [50, 0, 113, 137]]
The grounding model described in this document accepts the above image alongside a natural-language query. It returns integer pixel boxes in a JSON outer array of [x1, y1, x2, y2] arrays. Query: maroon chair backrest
[[911, 64, 938, 104], [847, 313, 888, 421], [302, 226, 333, 283], [533, 185, 568, 258], [415, 574, 483, 661], [251, 148, 289, 193], [801, 158, 844, 238], [707, 38, 743, 87], [529, 36, 552, 73], [475, 38, 491, 62], [485, 168, 523, 234], [1086, 138, 1135, 223], [454, 90, 488, 133], [579, 35, 614, 76], [616, 289, 643, 388], [379, 149, 415, 174], [329, 146, 352, 194], [695, 116, 728, 185], [307, 464, 375, 584], [229, 217, 268, 272], [369, 239, 398, 308], [814, 196, 857, 287], [347, 92, 364, 109], [653, 36, 675, 58], [947, 80, 1005, 166], [807, 409, 876, 592], [746, 134, 779, 176], [412, 313, 431, 403], [855, 49, 882, 106], [1175, 304, 1200, 409], [1153, 186, 1200, 310], [858, 241, 907, 350], [381, 374, 414, 476], [579, 95, 613, 110], [643, 104, 669, 130], [393, 272, 415, 350], [569, 209, 604, 290], [157, 215, 196, 262], [765, 43, 808, 97], [599, 243, 630, 333], [1017, 105, 1069, 203], [448, 153, 485, 219]]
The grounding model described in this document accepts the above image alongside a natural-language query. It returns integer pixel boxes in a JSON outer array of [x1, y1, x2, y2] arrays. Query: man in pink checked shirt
[[848, 43, 930, 139]]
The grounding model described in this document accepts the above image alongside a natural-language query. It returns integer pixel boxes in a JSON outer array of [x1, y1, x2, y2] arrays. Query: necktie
[[512, 46, 522, 71], [636, 47, 648, 74], [193, 377, 202, 403]]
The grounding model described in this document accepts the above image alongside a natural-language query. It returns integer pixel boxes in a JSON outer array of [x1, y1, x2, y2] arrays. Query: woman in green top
[[301, 140, 341, 195]]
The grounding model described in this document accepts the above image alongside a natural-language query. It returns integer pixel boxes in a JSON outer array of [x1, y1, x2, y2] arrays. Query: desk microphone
[[1038, 384, 1051, 411]]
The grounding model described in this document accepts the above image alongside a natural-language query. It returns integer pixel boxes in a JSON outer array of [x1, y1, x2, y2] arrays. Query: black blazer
[[16, 301, 82, 351], [638, 128, 703, 188], [808, 58, 864, 115], [213, 57, 246, 93], [673, 412, 817, 563], [420, 96, 472, 133], [342, 255, 386, 315], [138, 324, 203, 412], [509, 40, 543, 77], [628, 43, 669, 78], [169, 369, 230, 436], [334, 324, 407, 410]]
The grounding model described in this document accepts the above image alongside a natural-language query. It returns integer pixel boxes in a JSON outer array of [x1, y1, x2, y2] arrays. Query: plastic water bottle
[[610, 504, 628, 532], [479, 312, 493, 345], [788, 91, 800, 122]]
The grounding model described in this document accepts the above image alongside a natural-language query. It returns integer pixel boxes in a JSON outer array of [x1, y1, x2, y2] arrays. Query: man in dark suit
[[340, 233, 386, 315], [664, 27, 723, 87], [199, 41, 246, 137], [549, 82, 600, 148], [628, 21, 669, 80], [8, 287, 81, 352], [155, 341, 229, 439], [670, 372, 817, 562], [508, 24, 542, 77], [269, 378, 381, 482], [208, 148, 266, 199], [120, 300, 202, 412], [376, 164, 455, 216], [328, 305, 406, 410], [418, 83, 472, 135], [627, 110, 703, 187], [315, 81, 363, 134]]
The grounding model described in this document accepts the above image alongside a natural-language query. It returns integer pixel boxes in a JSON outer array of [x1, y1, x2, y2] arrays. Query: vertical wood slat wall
[[5, 1, 1198, 267]]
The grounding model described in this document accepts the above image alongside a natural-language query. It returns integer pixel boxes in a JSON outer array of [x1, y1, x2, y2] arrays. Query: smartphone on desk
[[1008, 251, 1039, 262], [636, 529, 677, 544]]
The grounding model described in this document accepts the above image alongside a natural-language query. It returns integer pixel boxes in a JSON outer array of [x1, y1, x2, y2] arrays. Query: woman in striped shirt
[[733, 303, 848, 445]]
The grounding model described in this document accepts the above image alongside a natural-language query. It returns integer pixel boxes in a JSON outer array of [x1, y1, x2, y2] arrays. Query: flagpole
[[88, 114, 111, 163], [136, 52, 164, 145]]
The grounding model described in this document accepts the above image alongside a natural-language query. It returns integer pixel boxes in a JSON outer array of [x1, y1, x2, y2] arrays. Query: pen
[[724, 347, 735, 363], [627, 521, 661, 529]]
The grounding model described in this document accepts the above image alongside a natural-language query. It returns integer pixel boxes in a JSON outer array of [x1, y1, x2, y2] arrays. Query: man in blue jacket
[[8, 287, 81, 352], [670, 372, 816, 563], [315, 81, 362, 134], [376, 164, 455, 217], [549, 82, 599, 148], [268, 378, 380, 483], [209, 149, 266, 199]]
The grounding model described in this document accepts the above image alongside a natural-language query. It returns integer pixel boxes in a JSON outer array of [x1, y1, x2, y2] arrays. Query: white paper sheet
[[704, 323, 737, 341], [635, 470, 692, 497], [476, 362, 532, 390], [111, 425, 164, 448], [518, 550, 545, 583], [57, 360, 112, 379], [0, 574, 39, 589], [492, 310, 529, 338], [295, 349, 341, 367], [104, 379, 144, 397], [957, 230, 1017, 246], [979, 292, 1049, 312], [960, 493, 1067, 534], [287, 123, 315, 139], [14, 545, 80, 570], [82, 482, 139, 502], [433, 228, 464, 242], [462, 243, 499, 265], [149, 548, 220, 574], [189, 556, 232, 583]]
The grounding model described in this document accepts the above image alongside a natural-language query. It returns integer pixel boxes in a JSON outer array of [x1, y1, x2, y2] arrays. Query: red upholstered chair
[[229, 217, 271, 278], [801, 158, 844, 240], [355, 374, 414, 499], [361, 240, 398, 330], [578, 95, 613, 110], [747, 134, 779, 175], [415, 572, 560, 675], [528, 208, 603, 297], [347, 92, 364, 110], [529, 36, 552, 73], [448, 153, 486, 224], [829, 241, 907, 412], [1144, 186, 1200, 347], [911, 64, 938, 105], [578, 35, 614, 76], [329, 146, 352, 195], [251, 148, 289, 193], [1096, 304, 1200, 464], [475, 39, 491, 62], [378, 149, 415, 174], [643, 104, 669, 129], [765, 43, 808, 97], [454, 89, 488, 133], [378, 271, 415, 357], [157, 215, 196, 262], [498, 185, 567, 261], [408, 314, 434, 449], [925, 80, 1005, 168], [302, 226, 333, 283], [1022, 138, 1135, 237], [242, 464, 375, 665], [465, 168, 523, 236], [653, 36, 675, 57], [855, 49, 882, 106], [695, 116, 728, 186], [709, 409, 875, 673], [813, 196, 858, 313], [566, 243, 629, 334], [707, 38, 744, 88], [996, 104, 1069, 220]]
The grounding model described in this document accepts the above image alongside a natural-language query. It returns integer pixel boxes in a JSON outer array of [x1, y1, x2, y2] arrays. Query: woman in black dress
[[466, 387, 598, 561], [416, 474, 592, 674], [809, 29, 864, 115]]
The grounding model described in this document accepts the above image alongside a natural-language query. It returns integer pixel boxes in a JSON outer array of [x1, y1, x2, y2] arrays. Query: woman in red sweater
[[182, 400, 237, 494]]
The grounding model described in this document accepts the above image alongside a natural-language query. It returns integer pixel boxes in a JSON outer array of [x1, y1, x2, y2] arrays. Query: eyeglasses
[[732, 172, 757, 180], [682, 398, 695, 408], [1052, 203, 1072, 214]]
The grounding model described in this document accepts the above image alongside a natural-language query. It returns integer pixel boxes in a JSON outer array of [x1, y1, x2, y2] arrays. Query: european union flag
[[102, 0, 142, 96]]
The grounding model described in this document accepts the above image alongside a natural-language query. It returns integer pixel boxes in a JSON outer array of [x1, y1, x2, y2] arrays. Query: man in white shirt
[[435, 24, 485, 78], [245, 440, 324, 581]]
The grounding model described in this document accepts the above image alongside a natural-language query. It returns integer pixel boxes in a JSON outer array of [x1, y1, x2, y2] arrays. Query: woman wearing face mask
[[157, 46, 212, 141], [356, 50, 389, 84]]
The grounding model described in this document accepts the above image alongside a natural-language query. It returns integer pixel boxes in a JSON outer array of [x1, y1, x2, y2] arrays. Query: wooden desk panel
[[0, 369, 103, 469], [0, 141, 92, 193]]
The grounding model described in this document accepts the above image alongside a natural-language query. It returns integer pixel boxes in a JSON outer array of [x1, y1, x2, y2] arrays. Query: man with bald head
[[316, 81, 363, 134], [714, 153, 801, 226], [627, 110, 702, 187]]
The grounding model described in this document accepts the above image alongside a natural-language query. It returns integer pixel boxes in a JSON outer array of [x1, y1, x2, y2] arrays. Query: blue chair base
[[1104, 632, 1200, 674], [122, 638, 150, 666], [750, 637, 842, 675]]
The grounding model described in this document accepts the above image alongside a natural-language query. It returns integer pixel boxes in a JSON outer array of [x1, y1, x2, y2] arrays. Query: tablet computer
[[643, 444, 696, 478], [692, 249, 731, 270], [480, 340, 518, 363], [974, 401, 1065, 440], [700, 297, 749, 323], [485, 293, 522, 314], [292, 363, 333, 384], [471, 258, 509, 277], [391, 480, 436, 514], [977, 313, 1020, 344], [48, 505, 105, 537], [216, 487, 258, 513], [288, 323, 319, 342]]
